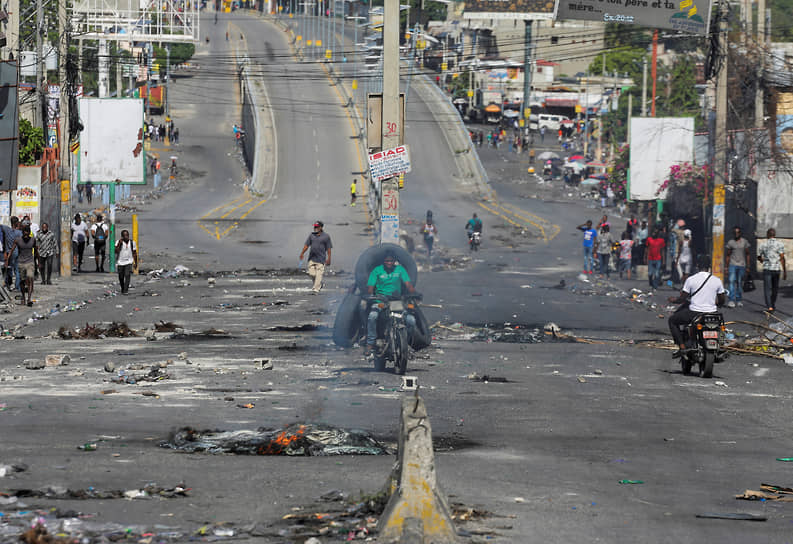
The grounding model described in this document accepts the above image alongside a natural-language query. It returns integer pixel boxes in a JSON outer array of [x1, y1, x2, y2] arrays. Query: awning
[[545, 98, 578, 108]]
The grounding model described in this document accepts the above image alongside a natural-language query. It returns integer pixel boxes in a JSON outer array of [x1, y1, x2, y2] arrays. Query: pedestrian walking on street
[[576, 220, 597, 274], [115, 230, 138, 295], [757, 227, 786, 313], [645, 229, 666, 290], [71, 213, 89, 273], [6, 226, 35, 306], [299, 221, 332, 294], [529, 148, 535, 164], [725, 226, 751, 308], [595, 224, 614, 278], [36, 222, 56, 285], [422, 217, 437, 258], [350, 179, 357, 207], [2, 216, 22, 291], [91, 214, 108, 272], [618, 231, 634, 280], [675, 229, 694, 285], [85, 181, 94, 204]]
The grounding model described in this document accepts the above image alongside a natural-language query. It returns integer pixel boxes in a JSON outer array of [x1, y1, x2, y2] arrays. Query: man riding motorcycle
[[465, 213, 483, 242], [365, 252, 417, 357], [667, 254, 726, 358]]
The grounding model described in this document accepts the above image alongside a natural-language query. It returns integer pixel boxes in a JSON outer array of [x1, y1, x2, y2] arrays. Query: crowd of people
[[146, 116, 179, 144]]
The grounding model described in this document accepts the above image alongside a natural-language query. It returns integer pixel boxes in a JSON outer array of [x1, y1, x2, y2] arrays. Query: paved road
[[2, 9, 793, 544]]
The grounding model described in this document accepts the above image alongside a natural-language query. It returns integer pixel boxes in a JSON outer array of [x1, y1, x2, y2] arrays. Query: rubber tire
[[681, 356, 693, 375], [354, 244, 418, 294], [408, 306, 432, 351], [394, 327, 408, 375], [332, 293, 363, 348], [373, 353, 386, 372], [700, 351, 714, 379]]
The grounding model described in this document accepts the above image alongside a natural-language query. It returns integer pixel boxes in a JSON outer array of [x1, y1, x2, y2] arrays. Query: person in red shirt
[[645, 228, 666, 290]]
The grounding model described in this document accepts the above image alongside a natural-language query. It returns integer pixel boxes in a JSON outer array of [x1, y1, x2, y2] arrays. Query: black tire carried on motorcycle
[[394, 327, 408, 375], [332, 293, 363, 347], [354, 243, 418, 294], [700, 352, 714, 379], [408, 306, 432, 350]]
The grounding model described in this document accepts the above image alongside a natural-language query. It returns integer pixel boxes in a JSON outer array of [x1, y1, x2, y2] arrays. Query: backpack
[[95, 224, 106, 241]]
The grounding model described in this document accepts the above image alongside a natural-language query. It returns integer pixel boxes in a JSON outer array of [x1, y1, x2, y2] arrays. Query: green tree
[[769, 0, 793, 40], [604, 23, 650, 49], [656, 56, 702, 128], [588, 48, 647, 83], [18, 118, 45, 165]]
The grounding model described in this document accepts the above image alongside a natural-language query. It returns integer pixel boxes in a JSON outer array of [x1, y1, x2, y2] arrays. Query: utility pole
[[712, 1, 728, 279], [522, 20, 532, 129], [380, 0, 400, 244], [58, 0, 72, 278], [651, 29, 657, 117], [116, 43, 123, 97], [642, 57, 647, 116], [755, 0, 766, 129], [3, 0, 20, 61], [35, 0, 43, 129]]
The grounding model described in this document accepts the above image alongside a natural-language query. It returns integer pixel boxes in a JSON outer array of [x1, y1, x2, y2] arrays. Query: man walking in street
[[91, 214, 109, 272], [115, 230, 138, 295], [36, 222, 57, 285], [5, 226, 35, 306], [645, 228, 666, 290], [350, 179, 357, 207], [725, 226, 750, 308], [299, 221, 332, 294], [757, 228, 786, 313], [576, 220, 597, 274], [2, 216, 22, 291]]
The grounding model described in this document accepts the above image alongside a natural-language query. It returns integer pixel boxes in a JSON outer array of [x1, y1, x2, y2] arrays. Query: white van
[[538, 114, 569, 132]]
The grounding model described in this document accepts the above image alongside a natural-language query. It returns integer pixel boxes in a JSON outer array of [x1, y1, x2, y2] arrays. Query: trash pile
[[161, 424, 390, 456], [434, 320, 580, 344], [110, 364, 172, 385], [146, 265, 191, 280], [58, 322, 138, 339], [736, 483, 793, 502], [3, 482, 189, 500]]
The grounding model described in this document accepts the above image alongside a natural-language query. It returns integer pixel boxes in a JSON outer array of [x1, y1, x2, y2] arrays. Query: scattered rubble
[[5, 482, 190, 500], [58, 322, 139, 339], [736, 483, 793, 502]]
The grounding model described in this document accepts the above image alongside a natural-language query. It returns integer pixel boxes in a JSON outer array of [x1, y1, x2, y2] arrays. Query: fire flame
[[257, 425, 307, 455]]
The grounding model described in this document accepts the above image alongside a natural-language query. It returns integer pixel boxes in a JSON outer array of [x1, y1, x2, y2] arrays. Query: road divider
[[477, 201, 560, 243]]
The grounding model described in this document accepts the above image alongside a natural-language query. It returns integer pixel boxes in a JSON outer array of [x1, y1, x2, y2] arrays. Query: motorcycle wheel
[[332, 293, 363, 347], [394, 327, 408, 375], [681, 355, 693, 375], [700, 351, 714, 379]]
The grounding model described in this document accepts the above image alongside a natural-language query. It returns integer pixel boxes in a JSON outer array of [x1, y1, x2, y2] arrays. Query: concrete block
[[378, 396, 458, 543], [23, 359, 45, 370], [45, 354, 70, 367]]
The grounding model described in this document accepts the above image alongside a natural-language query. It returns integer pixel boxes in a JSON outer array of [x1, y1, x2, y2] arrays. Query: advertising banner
[[463, 0, 556, 20], [555, 0, 713, 34], [776, 92, 793, 155], [13, 182, 41, 227], [629, 117, 694, 201], [380, 187, 400, 244], [368, 145, 412, 183]]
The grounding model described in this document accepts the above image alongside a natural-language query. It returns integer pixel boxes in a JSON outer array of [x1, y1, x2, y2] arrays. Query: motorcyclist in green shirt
[[365, 252, 417, 355]]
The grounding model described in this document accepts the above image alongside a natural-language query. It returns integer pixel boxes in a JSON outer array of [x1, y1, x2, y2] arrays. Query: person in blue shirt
[[577, 220, 598, 274], [365, 252, 417, 356]]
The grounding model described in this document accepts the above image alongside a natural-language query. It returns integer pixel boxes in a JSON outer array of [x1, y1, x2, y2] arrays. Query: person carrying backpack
[[91, 214, 109, 272]]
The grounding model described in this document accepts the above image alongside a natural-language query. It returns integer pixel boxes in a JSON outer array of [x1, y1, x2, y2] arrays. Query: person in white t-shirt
[[667, 255, 727, 358], [70, 213, 90, 273], [114, 229, 138, 295]]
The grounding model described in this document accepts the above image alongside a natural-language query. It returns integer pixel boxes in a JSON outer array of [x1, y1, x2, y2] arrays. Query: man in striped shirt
[[36, 223, 57, 285]]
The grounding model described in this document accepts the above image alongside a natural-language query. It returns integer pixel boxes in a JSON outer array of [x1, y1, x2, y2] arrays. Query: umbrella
[[537, 151, 559, 161], [569, 154, 585, 161], [580, 177, 603, 186], [503, 110, 519, 118]]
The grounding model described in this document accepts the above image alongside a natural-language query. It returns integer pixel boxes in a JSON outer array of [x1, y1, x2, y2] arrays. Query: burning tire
[[333, 293, 363, 347], [354, 244, 417, 294]]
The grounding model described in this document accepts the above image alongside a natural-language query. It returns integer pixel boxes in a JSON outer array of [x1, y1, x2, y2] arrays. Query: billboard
[[79, 98, 145, 184], [629, 117, 694, 201], [0, 61, 19, 191], [555, 0, 713, 35], [463, 0, 555, 20]]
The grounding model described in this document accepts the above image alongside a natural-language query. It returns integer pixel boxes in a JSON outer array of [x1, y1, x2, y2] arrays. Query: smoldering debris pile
[[161, 424, 390, 456], [57, 322, 139, 339]]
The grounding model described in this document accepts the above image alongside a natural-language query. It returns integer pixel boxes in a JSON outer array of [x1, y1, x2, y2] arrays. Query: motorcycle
[[367, 294, 421, 374], [678, 312, 729, 378], [468, 230, 481, 251]]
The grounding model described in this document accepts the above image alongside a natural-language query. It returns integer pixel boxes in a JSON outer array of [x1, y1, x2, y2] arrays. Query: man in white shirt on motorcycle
[[667, 254, 726, 358]]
